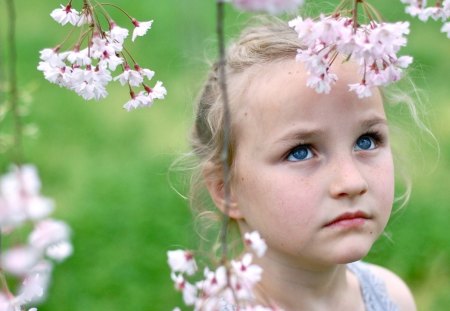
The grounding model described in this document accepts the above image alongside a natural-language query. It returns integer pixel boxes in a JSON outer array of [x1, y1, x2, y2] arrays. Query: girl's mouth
[[324, 211, 370, 228]]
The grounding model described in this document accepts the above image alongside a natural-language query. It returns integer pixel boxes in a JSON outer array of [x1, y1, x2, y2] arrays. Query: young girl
[[189, 19, 417, 311]]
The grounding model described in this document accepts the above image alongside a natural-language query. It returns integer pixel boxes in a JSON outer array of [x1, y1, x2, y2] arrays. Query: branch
[[216, 0, 232, 264], [6, 0, 23, 165]]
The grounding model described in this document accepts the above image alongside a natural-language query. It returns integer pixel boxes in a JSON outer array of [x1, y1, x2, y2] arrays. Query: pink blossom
[[75, 11, 91, 27], [244, 231, 267, 258], [39, 49, 65, 67], [442, 22, 450, 38], [167, 250, 198, 275], [41, 6, 167, 108], [306, 72, 338, 94], [0, 165, 54, 228], [444, 0, 450, 16], [289, 15, 412, 95], [196, 266, 228, 298], [29, 219, 71, 252], [232, 0, 304, 14], [114, 65, 143, 87], [348, 82, 373, 98], [147, 81, 167, 101], [131, 19, 153, 41], [171, 273, 197, 306], [90, 35, 116, 60], [17, 262, 52, 304], [66, 48, 91, 66], [231, 254, 263, 289], [69, 66, 111, 100], [1, 246, 40, 276], [45, 241, 73, 262], [108, 23, 129, 45], [123, 92, 152, 111], [99, 51, 123, 71], [50, 4, 81, 26], [402, 0, 450, 21]]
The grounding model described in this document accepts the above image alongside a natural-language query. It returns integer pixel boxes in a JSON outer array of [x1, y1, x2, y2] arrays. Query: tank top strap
[[347, 261, 399, 311]]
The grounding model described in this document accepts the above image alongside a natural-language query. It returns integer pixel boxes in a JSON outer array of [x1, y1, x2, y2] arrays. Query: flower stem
[[216, 0, 231, 265], [363, 1, 384, 22], [1, 0, 20, 298], [352, 0, 360, 33], [96, 2, 133, 21], [6, 0, 22, 165]]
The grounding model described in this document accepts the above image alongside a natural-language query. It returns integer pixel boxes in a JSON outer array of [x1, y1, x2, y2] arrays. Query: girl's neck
[[253, 253, 364, 311]]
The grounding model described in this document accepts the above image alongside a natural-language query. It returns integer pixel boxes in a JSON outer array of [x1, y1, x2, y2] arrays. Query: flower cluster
[[231, 0, 304, 14], [38, 1, 166, 111], [168, 231, 279, 311], [401, 0, 450, 37], [0, 165, 72, 311], [288, 13, 413, 98]]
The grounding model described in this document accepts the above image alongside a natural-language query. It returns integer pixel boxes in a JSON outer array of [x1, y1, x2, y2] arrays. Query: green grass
[[0, 0, 449, 310]]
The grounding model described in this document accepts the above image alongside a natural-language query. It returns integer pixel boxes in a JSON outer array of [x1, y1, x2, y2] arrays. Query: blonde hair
[[185, 17, 432, 248]]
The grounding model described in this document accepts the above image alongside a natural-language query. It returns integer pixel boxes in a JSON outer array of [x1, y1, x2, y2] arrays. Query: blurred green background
[[0, 0, 449, 310]]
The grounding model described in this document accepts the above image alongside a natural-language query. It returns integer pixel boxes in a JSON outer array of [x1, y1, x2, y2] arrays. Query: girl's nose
[[328, 156, 368, 199]]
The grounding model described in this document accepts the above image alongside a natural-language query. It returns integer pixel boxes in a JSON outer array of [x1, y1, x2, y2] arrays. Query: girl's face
[[231, 59, 394, 269]]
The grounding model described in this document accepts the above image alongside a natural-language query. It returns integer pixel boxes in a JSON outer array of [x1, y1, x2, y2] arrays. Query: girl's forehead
[[232, 59, 386, 133]]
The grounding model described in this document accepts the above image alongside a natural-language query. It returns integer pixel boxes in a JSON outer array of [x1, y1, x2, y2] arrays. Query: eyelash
[[360, 130, 384, 147], [284, 130, 385, 161]]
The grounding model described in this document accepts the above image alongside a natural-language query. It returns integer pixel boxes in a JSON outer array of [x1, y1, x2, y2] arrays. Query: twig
[[6, 0, 23, 165], [216, 0, 231, 265]]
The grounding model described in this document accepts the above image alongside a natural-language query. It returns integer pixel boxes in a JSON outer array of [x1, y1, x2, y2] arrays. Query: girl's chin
[[332, 245, 373, 265]]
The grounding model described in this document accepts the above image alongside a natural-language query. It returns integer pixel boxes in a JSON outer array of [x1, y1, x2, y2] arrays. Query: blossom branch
[[6, 0, 23, 165], [216, 0, 232, 265]]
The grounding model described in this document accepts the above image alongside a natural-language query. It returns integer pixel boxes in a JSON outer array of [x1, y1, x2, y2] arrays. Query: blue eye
[[354, 135, 376, 151], [287, 145, 313, 162]]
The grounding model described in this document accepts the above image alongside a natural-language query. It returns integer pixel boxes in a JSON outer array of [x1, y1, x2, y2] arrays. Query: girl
[[189, 19, 417, 311]]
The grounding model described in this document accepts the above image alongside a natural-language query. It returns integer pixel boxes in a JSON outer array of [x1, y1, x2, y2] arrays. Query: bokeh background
[[0, 0, 449, 310]]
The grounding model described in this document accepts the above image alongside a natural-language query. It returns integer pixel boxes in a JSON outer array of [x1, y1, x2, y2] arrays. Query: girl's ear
[[203, 161, 243, 219]]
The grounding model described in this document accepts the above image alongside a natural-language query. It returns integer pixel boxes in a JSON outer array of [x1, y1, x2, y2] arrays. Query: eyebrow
[[275, 116, 388, 145], [360, 116, 388, 128], [276, 127, 325, 145]]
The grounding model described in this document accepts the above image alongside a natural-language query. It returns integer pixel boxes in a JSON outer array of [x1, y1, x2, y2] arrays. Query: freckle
[[244, 112, 248, 117]]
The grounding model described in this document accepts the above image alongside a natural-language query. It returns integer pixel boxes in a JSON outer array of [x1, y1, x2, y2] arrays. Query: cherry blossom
[[66, 48, 91, 66], [29, 219, 72, 258], [50, 4, 81, 26], [230, 254, 263, 300], [0, 165, 72, 311], [401, 0, 450, 35], [0, 165, 54, 229], [244, 231, 267, 258], [131, 19, 153, 41], [349, 82, 373, 98], [69, 66, 111, 100], [289, 14, 413, 97], [123, 93, 149, 111], [146, 81, 167, 101], [167, 232, 276, 310], [122, 82, 167, 111], [442, 22, 450, 37], [168, 250, 198, 275], [108, 23, 129, 45], [114, 65, 142, 87], [232, 0, 304, 14], [1, 247, 40, 276], [39, 3, 165, 110], [171, 273, 198, 306]]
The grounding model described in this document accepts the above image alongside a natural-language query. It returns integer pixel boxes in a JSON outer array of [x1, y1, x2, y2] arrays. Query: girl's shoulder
[[365, 263, 417, 311]]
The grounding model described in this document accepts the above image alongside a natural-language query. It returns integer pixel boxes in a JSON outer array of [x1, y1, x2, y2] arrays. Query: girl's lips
[[324, 211, 370, 228]]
